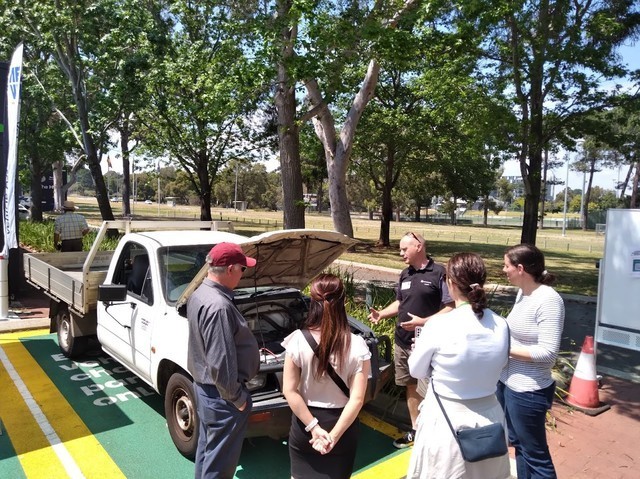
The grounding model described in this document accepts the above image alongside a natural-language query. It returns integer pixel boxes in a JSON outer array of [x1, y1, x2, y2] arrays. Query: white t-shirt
[[282, 330, 371, 408], [409, 305, 509, 400]]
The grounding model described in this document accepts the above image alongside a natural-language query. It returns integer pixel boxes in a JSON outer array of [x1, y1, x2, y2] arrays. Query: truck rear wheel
[[165, 372, 198, 459], [56, 308, 88, 358]]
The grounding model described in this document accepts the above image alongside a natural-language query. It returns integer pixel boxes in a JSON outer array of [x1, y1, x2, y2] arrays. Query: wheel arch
[[157, 359, 192, 396]]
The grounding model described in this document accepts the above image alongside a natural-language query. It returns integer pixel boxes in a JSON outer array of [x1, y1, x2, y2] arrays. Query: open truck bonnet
[[175, 229, 356, 309]]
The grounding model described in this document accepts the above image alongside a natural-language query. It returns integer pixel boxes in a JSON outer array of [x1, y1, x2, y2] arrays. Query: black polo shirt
[[395, 258, 452, 348]]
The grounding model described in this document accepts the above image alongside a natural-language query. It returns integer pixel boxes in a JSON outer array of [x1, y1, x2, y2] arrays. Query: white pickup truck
[[23, 220, 392, 458]]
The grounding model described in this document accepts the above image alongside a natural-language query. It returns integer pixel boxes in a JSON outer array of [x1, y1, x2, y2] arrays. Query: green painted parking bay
[[0, 331, 410, 478]]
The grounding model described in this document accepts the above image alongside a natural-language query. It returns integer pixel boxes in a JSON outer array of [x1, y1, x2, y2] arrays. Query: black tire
[[56, 308, 88, 358], [165, 372, 199, 460]]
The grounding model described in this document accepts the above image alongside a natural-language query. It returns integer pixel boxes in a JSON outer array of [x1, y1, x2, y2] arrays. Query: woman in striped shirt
[[498, 244, 565, 479]]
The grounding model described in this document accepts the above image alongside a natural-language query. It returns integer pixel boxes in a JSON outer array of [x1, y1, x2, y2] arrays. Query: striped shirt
[[54, 212, 88, 241], [500, 284, 565, 392]]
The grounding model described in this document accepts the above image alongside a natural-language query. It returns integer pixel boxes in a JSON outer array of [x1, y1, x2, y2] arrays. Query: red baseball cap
[[207, 242, 257, 268]]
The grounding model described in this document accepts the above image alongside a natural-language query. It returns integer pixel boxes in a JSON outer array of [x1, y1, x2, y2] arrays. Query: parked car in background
[[18, 204, 30, 220], [145, 199, 153, 204], [19, 195, 31, 208]]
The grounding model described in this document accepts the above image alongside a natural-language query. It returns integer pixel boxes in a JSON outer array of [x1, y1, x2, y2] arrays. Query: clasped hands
[[309, 426, 334, 455]]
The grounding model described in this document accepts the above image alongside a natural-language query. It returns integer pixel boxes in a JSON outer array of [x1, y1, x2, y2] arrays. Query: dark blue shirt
[[187, 278, 259, 408]]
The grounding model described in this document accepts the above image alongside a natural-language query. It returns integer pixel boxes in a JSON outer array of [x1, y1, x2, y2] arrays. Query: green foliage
[[19, 220, 120, 252], [511, 197, 525, 211]]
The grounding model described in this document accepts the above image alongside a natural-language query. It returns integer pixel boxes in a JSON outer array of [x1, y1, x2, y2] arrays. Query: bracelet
[[304, 417, 319, 432]]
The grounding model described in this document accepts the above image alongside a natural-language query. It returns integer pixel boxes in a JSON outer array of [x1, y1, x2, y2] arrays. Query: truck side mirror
[[99, 284, 128, 302]]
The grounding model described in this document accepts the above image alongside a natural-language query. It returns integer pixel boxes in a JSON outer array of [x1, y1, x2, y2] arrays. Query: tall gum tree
[[141, 2, 266, 220], [475, 0, 640, 243], [11, 1, 145, 220], [268, 0, 421, 235]]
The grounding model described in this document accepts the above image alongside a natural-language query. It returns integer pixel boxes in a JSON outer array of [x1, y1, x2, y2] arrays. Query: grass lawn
[[32, 196, 603, 296]]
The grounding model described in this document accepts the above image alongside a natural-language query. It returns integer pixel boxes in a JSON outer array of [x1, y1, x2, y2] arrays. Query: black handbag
[[432, 380, 508, 463], [301, 329, 350, 398]]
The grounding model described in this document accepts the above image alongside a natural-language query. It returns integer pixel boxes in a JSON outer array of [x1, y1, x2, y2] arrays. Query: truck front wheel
[[165, 372, 198, 459], [56, 308, 88, 358]]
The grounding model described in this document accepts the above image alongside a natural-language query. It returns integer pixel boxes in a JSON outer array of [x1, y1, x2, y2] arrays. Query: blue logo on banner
[[9, 66, 21, 100]]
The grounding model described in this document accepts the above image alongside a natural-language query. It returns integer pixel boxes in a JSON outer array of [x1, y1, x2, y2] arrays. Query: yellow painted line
[[353, 410, 412, 478], [0, 354, 69, 478], [0, 328, 50, 343], [360, 410, 403, 437], [352, 448, 412, 479], [1, 335, 125, 478]]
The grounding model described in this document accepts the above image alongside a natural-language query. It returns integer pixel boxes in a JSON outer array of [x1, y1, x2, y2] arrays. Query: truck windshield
[[159, 245, 212, 304]]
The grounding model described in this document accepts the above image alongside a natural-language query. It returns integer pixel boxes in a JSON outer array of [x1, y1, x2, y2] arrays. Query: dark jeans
[[61, 238, 83, 251], [497, 381, 557, 479], [194, 383, 252, 479]]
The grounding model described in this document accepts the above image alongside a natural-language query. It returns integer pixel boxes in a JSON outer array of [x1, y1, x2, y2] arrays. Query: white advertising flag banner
[[2, 43, 23, 257]]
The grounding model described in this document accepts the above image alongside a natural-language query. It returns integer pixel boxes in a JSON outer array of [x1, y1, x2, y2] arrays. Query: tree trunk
[[53, 160, 65, 211], [583, 160, 596, 231], [327, 154, 351, 235], [316, 183, 323, 214], [29, 159, 44, 222], [197, 153, 212, 221], [619, 163, 634, 200], [378, 183, 393, 247], [275, 3, 304, 229], [520, 106, 543, 245], [120, 116, 132, 217], [631, 162, 640, 208], [540, 146, 549, 229], [483, 194, 489, 226], [450, 196, 456, 225], [277, 86, 305, 228], [61, 47, 114, 221], [521, 156, 542, 245], [377, 149, 395, 246], [307, 60, 379, 239]]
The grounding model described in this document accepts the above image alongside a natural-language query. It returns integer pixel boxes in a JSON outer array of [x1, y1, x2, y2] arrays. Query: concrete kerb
[[0, 317, 50, 333]]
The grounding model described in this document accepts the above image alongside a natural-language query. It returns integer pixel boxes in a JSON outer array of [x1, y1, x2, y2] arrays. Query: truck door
[[96, 241, 155, 378]]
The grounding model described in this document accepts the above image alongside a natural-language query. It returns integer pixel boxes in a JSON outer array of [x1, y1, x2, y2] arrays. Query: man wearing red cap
[[187, 242, 260, 478]]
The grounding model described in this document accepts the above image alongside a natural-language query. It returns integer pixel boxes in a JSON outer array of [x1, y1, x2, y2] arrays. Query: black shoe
[[393, 429, 415, 449]]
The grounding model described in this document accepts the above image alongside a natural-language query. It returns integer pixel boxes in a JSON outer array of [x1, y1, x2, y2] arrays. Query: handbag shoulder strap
[[431, 379, 463, 448], [301, 329, 350, 398]]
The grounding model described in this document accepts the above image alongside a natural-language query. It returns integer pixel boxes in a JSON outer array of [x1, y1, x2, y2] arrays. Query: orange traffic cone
[[565, 336, 610, 416]]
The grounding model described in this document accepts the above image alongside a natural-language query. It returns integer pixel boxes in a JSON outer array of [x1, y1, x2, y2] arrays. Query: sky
[[102, 42, 640, 193]]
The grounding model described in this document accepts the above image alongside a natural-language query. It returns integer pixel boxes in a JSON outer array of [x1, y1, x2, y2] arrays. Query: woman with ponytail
[[282, 274, 371, 479], [407, 253, 510, 479], [499, 244, 564, 478]]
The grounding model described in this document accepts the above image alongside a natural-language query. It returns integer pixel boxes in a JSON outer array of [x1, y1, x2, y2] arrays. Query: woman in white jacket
[[407, 252, 510, 479]]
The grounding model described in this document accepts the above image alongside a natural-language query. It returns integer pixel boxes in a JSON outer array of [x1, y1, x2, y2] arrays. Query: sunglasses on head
[[405, 231, 421, 243]]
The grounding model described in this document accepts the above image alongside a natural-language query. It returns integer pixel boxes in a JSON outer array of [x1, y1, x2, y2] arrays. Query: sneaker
[[393, 429, 415, 449]]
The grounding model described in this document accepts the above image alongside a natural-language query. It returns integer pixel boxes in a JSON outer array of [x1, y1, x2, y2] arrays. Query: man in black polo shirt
[[368, 232, 454, 448]]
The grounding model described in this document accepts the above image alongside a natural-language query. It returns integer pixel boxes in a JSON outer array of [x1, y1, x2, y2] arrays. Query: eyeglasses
[[239, 265, 247, 272]]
